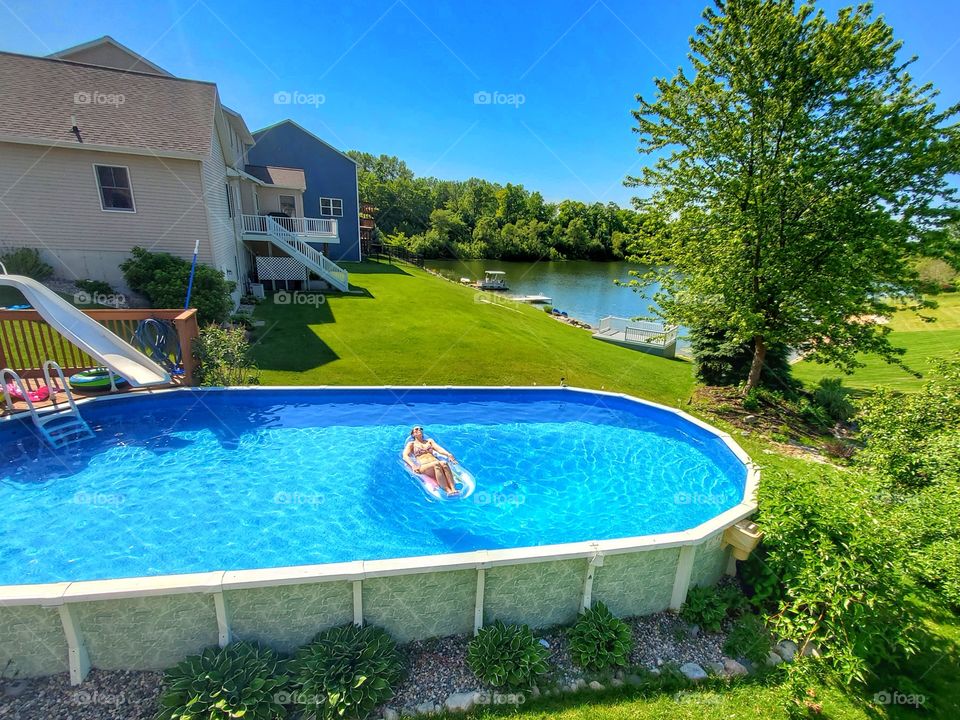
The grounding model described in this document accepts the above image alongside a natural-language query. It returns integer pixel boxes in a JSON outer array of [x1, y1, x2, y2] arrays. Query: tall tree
[[628, 0, 959, 391]]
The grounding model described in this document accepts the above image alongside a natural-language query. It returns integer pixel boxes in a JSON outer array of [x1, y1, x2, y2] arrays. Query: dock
[[592, 316, 679, 358], [511, 294, 552, 304]]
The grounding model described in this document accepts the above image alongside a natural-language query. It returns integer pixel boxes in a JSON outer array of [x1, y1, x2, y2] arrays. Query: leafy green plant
[[121, 246, 234, 324], [723, 613, 772, 665], [194, 325, 260, 386], [740, 550, 782, 609], [156, 641, 289, 720], [289, 624, 404, 720], [467, 620, 549, 689], [567, 602, 632, 671], [812, 378, 854, 424], [680, 586, 728, 632], [74, 279, 115, 296], [0, 248, 53, 280]]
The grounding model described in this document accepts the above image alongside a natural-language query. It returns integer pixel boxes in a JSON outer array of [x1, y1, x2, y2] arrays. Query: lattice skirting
[[255, 256, 307, 281]]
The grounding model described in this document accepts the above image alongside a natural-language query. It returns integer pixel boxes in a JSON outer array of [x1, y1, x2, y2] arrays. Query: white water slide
[[0, 272, 170, 387]]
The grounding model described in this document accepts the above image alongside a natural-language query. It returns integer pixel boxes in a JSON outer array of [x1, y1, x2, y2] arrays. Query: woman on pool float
[[403, 426, 458, 495]]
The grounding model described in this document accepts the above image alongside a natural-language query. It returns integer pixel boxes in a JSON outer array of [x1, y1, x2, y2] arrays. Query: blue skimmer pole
[[184, 239, 200, 310]]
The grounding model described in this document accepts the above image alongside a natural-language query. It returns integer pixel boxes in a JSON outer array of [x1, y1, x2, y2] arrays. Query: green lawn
[[793, 293, 960, 392], [251, 262, 694, 407], [251, 262, 960, 719]]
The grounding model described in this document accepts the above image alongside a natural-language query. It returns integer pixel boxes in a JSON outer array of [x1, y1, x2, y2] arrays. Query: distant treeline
[[347, 151, 664, 261]]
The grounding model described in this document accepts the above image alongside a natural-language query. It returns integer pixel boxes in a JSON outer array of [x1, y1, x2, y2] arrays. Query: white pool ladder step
[[1, 361, 94, 448]]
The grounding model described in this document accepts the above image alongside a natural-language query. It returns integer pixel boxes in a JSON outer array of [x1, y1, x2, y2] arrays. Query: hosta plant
[[156, 641, 289, 720], [466, 620, 550, 689], [567, 602, 632, 670], [290, 624, 404, 720], [679, 585, 728, 632]]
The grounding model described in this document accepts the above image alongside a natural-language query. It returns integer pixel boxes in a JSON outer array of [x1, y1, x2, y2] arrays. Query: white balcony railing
[[597, 316, 679, 346], [241, 214, 337, 238]]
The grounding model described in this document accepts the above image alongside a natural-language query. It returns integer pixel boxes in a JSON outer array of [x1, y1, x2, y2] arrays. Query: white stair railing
[[265, 216, 349, 291], [1, 362, 93, 448]]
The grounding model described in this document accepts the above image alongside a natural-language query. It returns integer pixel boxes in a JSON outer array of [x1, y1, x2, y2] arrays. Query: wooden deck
[[592, 317, 679, 359]]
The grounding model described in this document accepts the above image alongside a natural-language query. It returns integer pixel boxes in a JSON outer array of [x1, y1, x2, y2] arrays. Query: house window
[[225, 184, 235, 217], [319, 197, 343, 217], [279, 194, 296, 217], [94, 165, 135, 212]]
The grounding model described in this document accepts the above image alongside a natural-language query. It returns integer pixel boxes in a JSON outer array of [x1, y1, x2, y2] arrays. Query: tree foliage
[[346, 151, 657, 261], [627, 0, 960, 391]]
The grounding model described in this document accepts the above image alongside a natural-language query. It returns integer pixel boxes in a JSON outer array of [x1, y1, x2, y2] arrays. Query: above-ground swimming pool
[[0, 387, 747, 586]]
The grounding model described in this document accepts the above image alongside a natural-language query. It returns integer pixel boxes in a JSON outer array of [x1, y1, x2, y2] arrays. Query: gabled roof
[[253, 118, 357, 165], [47, 35, 173, 76], [244, 165, 307, 190], [0, 51, 217, 158]]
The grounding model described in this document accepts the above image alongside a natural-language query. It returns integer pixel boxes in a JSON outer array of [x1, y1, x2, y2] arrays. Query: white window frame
[[319, 197, 343, 217], [92, 163, 136, 213]]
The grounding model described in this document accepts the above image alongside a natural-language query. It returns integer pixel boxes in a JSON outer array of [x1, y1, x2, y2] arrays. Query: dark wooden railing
[[0, 308, 199, 386], [368, 242, 425, 268]]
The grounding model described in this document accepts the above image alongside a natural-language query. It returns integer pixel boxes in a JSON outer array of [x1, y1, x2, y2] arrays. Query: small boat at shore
[[478, 270, 509, 290]]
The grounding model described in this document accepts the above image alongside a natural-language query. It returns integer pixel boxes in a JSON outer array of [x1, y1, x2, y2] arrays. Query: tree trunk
[[744, 335, 767, 394]]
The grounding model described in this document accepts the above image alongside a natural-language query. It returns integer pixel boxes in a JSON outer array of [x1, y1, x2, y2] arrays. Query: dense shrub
[[0, 247, 53, 280], [157, 642, 289, 720], [290, 624, 404, 720], [857, 357, 960, 487], [467, 620, 549, 689], [723, 614, 772, 665], [812, 378, 855, 424], [120, 246, 234, 324], [752, 465, 919, 684], [74, 278, 115, 296], [567, 602, 632, 671], [194, 325, 260, 386], [689, 321, 794, 389]]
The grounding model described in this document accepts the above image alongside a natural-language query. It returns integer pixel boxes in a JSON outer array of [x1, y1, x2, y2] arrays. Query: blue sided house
[[248, 119, 362, 263]]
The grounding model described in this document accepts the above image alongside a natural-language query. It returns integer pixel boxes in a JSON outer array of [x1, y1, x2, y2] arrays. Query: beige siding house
[[0, 36, 350, 306]]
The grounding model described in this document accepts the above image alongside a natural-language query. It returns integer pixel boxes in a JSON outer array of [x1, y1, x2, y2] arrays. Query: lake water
[[427, 260, 661, 326]]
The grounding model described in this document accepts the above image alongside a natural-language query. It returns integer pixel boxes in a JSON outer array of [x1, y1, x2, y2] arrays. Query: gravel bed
[[0, 670, 162, 720], [388, 634, 477, 710], [628, 612, 728, 670]]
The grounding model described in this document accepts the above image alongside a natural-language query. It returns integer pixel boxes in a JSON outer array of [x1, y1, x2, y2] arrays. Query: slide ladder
[[2, 361, 94, 448]]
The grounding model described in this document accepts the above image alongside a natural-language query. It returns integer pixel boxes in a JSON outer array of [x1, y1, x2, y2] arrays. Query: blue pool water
[[0, 389, 747, 585]]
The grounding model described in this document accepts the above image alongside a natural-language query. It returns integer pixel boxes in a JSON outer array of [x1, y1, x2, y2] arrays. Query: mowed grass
[[251, 261, 695, 407], [793, 293, 960, 392]]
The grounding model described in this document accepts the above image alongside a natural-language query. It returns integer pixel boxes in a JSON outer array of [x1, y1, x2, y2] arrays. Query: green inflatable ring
[[69, 367, 129, 391]]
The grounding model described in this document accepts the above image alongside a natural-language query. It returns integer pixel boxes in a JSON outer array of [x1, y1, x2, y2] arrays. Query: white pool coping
[[0, 386, 759, 606]]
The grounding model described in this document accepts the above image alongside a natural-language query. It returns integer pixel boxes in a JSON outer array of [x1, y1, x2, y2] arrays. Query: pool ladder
[[1, 361, 94, 448]]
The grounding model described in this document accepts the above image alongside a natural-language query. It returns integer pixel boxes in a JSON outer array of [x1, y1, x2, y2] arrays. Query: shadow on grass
[[251, 297, 340, 373], [343, 259, 413, 277]]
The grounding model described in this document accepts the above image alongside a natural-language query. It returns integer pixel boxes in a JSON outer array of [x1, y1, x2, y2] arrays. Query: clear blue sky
[[2, 0, 958, 206]]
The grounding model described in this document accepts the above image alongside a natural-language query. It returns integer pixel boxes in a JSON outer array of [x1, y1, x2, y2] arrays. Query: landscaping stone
[[723, 658, 749, 677], [588, 680, 605, 691], [529, 686, 541, 698], [383, 709, 400, 720], [688, 623, 701, 639], [766, 650, 784, 667], [443, 692, 476, 713], [680, 663, 708, 681], [538, 638, 550, 648], [414, 700, 436, 715], [625, 674, 646, 686], [801, 641, 821, 658], [706, 660, 726, 675], [774, 640, 798, 662]]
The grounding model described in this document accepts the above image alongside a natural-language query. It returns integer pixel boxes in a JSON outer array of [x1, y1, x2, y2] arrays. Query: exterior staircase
[[245, 215, 349, 291]]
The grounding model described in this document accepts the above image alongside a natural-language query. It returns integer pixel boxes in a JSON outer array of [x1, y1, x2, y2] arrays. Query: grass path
[[793, 293, 960, 392]]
